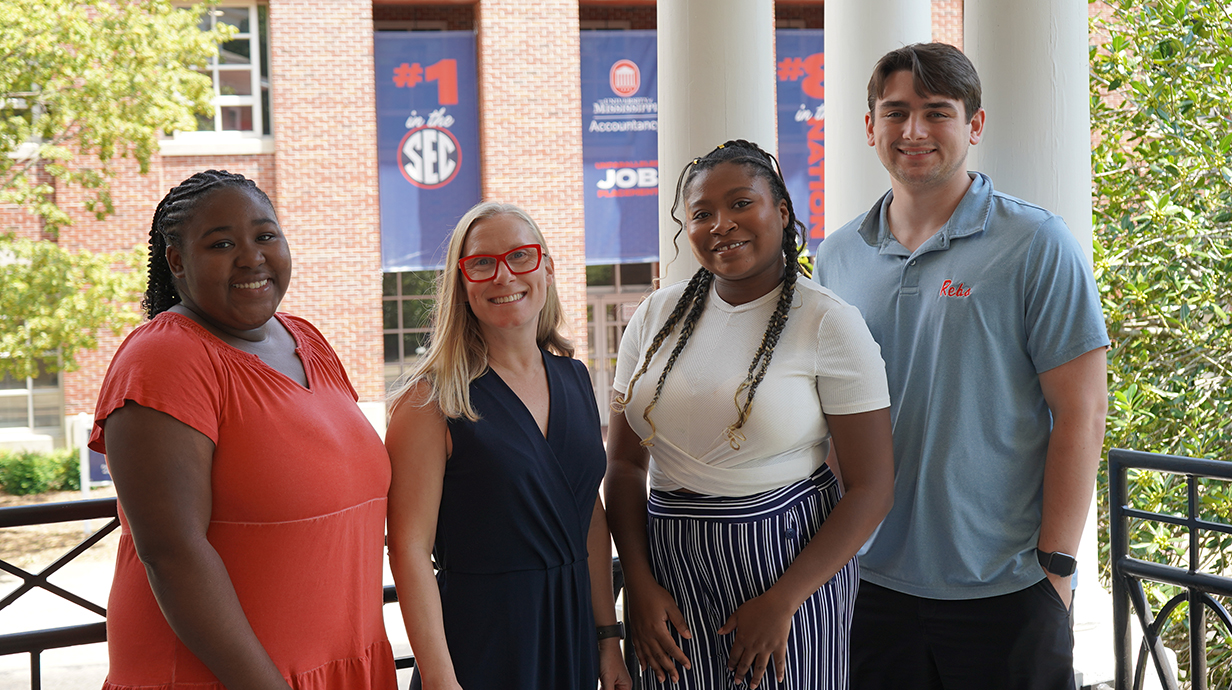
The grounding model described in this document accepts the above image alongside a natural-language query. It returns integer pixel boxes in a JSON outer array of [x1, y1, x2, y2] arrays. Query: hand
[[599, 639, 634, 690], [717, 591, 795, 688], [626, 580, 692, 683], [1047, 572, 1073, 609]]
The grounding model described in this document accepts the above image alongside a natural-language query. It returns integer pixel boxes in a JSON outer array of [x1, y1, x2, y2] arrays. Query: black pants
[[850, 579, 1076, 690]]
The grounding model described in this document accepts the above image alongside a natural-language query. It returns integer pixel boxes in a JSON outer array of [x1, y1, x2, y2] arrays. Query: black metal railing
[[1, 497, 641, 687], [0, 497, 119, 690], [1109, 448, 1232, 690]]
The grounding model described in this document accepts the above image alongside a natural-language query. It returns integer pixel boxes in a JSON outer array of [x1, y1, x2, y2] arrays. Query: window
[[162, 2, 272, 155], [585, 263, 656, 426], [195, 2, 271, 135], [383, 271, 437, 388], [0, 365, 62, 431]]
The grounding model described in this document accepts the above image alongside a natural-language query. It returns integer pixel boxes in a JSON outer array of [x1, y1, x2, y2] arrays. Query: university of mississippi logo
[[939, 279, 972, 298], [609, 59, 640, 97], [399, 126, 460, 189]]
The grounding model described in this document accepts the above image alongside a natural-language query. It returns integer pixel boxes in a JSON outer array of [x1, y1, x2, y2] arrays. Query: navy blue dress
[[409, 351, 606, 690]]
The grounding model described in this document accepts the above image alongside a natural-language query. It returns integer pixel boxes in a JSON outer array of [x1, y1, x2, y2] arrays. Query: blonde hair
[[387, 202, 573, 421]]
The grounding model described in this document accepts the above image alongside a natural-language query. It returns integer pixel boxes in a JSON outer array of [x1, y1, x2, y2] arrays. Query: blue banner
[[581, 31, 660, 266], [376, 32, 481, 272], [776, 30, 826, 255], [89, 449, 110, 483]]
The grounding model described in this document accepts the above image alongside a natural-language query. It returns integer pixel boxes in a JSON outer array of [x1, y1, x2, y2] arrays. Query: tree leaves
[[0, 0, 232, 234], [1093, 1, 1232, 682], [0, 234, 142, 378]]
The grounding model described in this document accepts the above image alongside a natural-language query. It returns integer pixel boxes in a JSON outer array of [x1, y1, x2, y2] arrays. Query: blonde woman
[[386, 202, 632, 690]]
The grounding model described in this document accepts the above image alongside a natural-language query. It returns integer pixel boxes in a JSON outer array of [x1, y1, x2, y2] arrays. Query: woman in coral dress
[[90, 170, 396, 689]]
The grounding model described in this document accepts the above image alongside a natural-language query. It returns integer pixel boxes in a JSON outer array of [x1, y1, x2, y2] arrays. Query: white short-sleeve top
[[613, 278, 891, 497]]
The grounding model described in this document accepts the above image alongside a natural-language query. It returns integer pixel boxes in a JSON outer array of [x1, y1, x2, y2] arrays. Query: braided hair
[[143, 170, 274, 320], [612, 140, 806, 450]]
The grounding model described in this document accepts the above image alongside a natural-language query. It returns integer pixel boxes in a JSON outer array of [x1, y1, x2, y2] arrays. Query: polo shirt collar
[[856, 172, 994, 252]]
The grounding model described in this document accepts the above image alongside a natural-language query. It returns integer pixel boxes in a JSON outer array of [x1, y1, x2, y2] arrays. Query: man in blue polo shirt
[[813, 43, 1109, 689]]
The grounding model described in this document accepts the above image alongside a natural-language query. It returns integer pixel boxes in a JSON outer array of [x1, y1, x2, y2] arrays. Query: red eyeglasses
[[458, 244, 544, 282]]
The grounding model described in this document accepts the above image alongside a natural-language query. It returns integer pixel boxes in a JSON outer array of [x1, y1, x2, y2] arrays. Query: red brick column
[[933, 0, 964, 49], [268, 0, 383, 401], [476, 0, 588, 361]]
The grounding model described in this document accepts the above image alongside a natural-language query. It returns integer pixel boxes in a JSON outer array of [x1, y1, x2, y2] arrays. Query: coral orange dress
[[90, 312, 396, 690]]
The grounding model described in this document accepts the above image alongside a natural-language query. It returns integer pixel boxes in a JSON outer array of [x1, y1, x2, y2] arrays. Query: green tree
[[1090, 0, 1232, 683], [0, 0, 230, 232], [0, 235, 143, 379], [1, 1, 232, 378]]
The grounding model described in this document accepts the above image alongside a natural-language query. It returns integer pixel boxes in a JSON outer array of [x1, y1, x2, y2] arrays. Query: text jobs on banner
[[376, 32, 481, 273], [581, 31, 660, 266]]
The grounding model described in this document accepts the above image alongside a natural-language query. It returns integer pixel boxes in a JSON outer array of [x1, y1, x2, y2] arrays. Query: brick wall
[[268, 0, 384, 402], [477, 0, 588, 361], [54, 156, 162, 416], [0, 162, 55, 240], [932, 0, 963, 49]]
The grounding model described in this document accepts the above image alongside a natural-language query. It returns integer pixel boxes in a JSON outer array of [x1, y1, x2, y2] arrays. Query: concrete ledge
[[159, 134, 275, 157]]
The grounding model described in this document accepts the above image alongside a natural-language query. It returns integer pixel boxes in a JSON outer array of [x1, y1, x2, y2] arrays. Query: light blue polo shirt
[[813, 172, 1109, 600]]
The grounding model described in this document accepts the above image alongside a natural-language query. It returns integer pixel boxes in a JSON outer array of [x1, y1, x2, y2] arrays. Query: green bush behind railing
[[1091, 0, 1232, 685], [0, 448, 81, 495]]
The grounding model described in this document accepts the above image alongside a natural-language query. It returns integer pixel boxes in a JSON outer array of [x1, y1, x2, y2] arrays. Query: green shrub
[[0, 448, 82, 495], [51, 448, 81, 492], [1092, 0, 1232, 685]]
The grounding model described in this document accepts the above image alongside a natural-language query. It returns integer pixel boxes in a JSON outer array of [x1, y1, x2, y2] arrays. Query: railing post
[[1189, 587, 1206, 690], [1187, 474, 1206, 690], [1110, 450, 1132, 690], [30, 650, 40, 690]]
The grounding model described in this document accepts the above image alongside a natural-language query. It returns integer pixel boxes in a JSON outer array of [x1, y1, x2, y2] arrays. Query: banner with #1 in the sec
[[375, 31, 481, 272]]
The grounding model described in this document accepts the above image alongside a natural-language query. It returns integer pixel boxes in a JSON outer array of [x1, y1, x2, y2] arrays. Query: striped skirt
[[644, 466, 857, 690]]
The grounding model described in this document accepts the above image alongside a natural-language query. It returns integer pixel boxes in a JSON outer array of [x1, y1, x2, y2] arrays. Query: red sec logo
[[399, 126, 461, 189], [609, 59, 640, 98]]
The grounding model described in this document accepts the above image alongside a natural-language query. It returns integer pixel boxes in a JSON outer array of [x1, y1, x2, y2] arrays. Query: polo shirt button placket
[[901, 256, 921, 296]]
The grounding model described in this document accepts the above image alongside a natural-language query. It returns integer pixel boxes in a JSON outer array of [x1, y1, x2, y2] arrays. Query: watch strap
[[1036, 549, 1077, 577], [596, 623, 625, 641]]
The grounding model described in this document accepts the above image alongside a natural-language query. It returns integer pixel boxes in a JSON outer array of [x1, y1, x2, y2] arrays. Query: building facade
[[1, 0, 966, 450]]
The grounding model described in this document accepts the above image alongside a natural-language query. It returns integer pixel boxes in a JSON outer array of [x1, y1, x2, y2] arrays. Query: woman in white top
[[605, 140, 895, 690]]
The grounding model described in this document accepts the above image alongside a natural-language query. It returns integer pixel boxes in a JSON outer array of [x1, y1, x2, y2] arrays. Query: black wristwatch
[[596, 623, 625, 641], [1036, 549, 1077, 577]]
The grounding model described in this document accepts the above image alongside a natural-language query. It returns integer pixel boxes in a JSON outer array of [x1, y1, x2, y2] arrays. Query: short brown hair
[[867, 42, 981, 121]]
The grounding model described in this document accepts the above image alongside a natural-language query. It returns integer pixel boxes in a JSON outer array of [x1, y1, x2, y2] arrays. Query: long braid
[[142, 170, 274, 320], [616, 140, 806, 450], [633, 268, 712, 446], [610, 265, 710, 414], [726, 207, 801, 448]]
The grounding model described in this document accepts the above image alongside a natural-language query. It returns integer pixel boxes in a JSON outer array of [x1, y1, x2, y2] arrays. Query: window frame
[[161, 1, 274, 156], [383, 271, 438, 388], [0, 367, 63, 433]]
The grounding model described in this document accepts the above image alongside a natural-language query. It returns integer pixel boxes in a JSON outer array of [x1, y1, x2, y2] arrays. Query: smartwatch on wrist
[[1036, 549, 1077, 577], [596, 623, 625, 641]]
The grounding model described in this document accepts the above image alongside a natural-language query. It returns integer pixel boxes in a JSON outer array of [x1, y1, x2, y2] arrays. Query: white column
[[966, 0, 1107, 672], [823, 0, 931, 236], [657, 0, 777, 286], [965, 0, 1093, 260]]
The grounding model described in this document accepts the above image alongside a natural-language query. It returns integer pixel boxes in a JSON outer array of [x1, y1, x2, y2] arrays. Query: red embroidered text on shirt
[[939, 279, 972, 298]]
